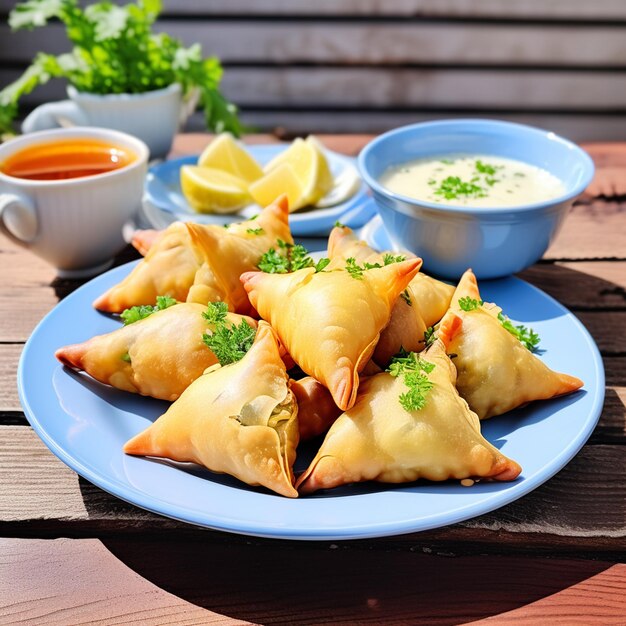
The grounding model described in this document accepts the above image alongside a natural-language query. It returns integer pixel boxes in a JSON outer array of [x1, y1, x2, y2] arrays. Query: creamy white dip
[[379, 154, 565, 208]]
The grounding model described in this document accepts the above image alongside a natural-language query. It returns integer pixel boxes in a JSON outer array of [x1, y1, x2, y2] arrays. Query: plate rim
[[17, 261, 605, 540]]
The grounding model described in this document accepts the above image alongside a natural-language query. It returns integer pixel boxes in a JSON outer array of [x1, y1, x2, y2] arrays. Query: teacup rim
[[67, 82, 181, 101], [0, 127, 149, 187], [357, 118, 595, 216]]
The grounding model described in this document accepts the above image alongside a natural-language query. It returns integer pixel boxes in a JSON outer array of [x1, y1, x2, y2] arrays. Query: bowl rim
[[357, 118, 595, 216]]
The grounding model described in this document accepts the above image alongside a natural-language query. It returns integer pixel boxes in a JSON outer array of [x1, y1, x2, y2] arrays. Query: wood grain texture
[[4, 67, 626, 109], [0, 538, 246, 626], [3, 0, 626, 19], [470, 564, 626, 625], [1, 426, 623, 555], [3, 21, 626, 67], [97, 538, 622, 626]]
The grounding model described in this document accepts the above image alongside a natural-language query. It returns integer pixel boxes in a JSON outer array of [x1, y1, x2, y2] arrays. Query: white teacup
[[22, 83, 183, 159], [0, 127, 148, 278]]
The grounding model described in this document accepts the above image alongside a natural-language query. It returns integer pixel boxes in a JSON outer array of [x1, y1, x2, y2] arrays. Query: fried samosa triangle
[[55, 302, 257, 401], [438, 268, 583, 419], [328, 225, 454, 366], [123, 321, 299, 498], [184, 196, 291, 312], [93, 195, 293, 313], [297, 337, 521, 494], [290, 377, 342, 441], [241, 257, 422, 411]]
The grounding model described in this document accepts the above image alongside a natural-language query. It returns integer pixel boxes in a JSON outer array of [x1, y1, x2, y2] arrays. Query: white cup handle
[[0, 194, 38, 245], [21, 100, 88, 133]]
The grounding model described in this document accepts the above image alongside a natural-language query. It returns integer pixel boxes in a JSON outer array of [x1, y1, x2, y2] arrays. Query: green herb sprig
[[120, 295, 177, 325], [258, 239, 329, 274], [345, 253, 405, 280], [202, 302, 256, 366], [387, 350, 436, 412], [0, 0, 241, 135], [457, 297, 483, 312], [457, 297, 540, 351], [434, 176, 486, 201], [498, 313, 541, 352]]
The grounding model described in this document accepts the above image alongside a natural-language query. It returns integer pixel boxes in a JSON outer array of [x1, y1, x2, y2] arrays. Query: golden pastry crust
[[290, 376, 342, 441], [93, 195, 293, 313], [327, 225, 454, 366], [123, 322, 299, 498], [241, 258, 422, 411], [297, 338, 521, 494], [439, 269, 583, 419], [55, 302, 257, 401]]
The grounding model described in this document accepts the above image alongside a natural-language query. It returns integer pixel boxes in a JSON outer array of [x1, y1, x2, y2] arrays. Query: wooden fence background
[[1, 0, 626, 139]]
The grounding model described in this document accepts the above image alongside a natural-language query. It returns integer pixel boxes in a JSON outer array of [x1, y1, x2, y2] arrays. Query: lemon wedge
[[261, 136, 334, 211], [249, 163, 304, 211], [198, 133, 264, 184], [180, 165, 250, 214]]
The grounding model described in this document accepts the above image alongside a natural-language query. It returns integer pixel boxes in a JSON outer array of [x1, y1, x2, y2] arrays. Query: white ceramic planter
[[22, 83, 183, 159]]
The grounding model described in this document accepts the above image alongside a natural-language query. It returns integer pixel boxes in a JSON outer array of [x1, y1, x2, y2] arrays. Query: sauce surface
[[379, 154, 565, 208], [0, 138, 136, 181]]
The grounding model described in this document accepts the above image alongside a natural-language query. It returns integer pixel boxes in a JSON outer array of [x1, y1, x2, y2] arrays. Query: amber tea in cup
[[0, 138, 136, 181], [0, 127, 148, 277]]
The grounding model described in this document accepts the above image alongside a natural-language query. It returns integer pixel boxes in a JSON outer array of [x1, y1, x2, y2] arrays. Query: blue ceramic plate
[[18, 262, 604, 540], [144, 145, 376, 236]]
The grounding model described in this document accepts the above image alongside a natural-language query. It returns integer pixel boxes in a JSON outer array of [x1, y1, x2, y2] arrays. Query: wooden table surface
[[1, 134, 624, 625]]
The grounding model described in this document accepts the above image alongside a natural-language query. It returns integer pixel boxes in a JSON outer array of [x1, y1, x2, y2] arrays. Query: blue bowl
[[357, 119, 594, 279]]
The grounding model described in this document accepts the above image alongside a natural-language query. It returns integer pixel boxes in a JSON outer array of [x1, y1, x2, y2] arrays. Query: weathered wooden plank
[[0, 238, 61, 343], [0, 344, 21, 412], [0, 426, 88, 521], [545, 201, 626, 261], [3, 22, 626, 67], [80, 538, 624, 626], [5, 67, 626, 109], [470, 564, 626, 626], [191, 111, 626, 143], [3, 0, 626, 20], [520, 262, 626, 310], [1, 426, 623, 551], [0, 538, 244, 625]]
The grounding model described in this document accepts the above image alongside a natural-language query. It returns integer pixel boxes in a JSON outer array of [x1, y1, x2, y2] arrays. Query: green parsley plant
[[0, 0, 241, 135]]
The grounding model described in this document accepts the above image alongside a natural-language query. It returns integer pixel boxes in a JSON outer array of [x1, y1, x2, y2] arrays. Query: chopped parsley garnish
[[458, 297, 483, 312], [257, 239, 329, 274], [387, 350, 436, 412], [440, 158, 454, 165], [383, 253, 406, 265], [121, 352, 131, 363], [457, 297, 541, 351], [423, 326, 436, 348], [434, 176, 486, 201], [498, 313, 541, 352], [345, 254, 405, 279], [475, 160, 499, 176], [120, 295, 177, 325], [334, 220, 346, 228], [202, 302, 256, 365], [401, 289, 412, 306], [246, 227, 264, 235]]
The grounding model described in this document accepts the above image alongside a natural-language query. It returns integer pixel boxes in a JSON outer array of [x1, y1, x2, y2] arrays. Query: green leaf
[[202, 314, 256, 366], [85, 4, 129, 41], [246, 227, 264, 235], [202, 301, 228, 325], [120, 294, 177, 325], [315, 257, 331, 273], [458, 297, 483, 312], [387, 350, 436, 412], [257, 240, 320, 273], [9, 0, 69, 30], [498, 312, 541, 351]]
